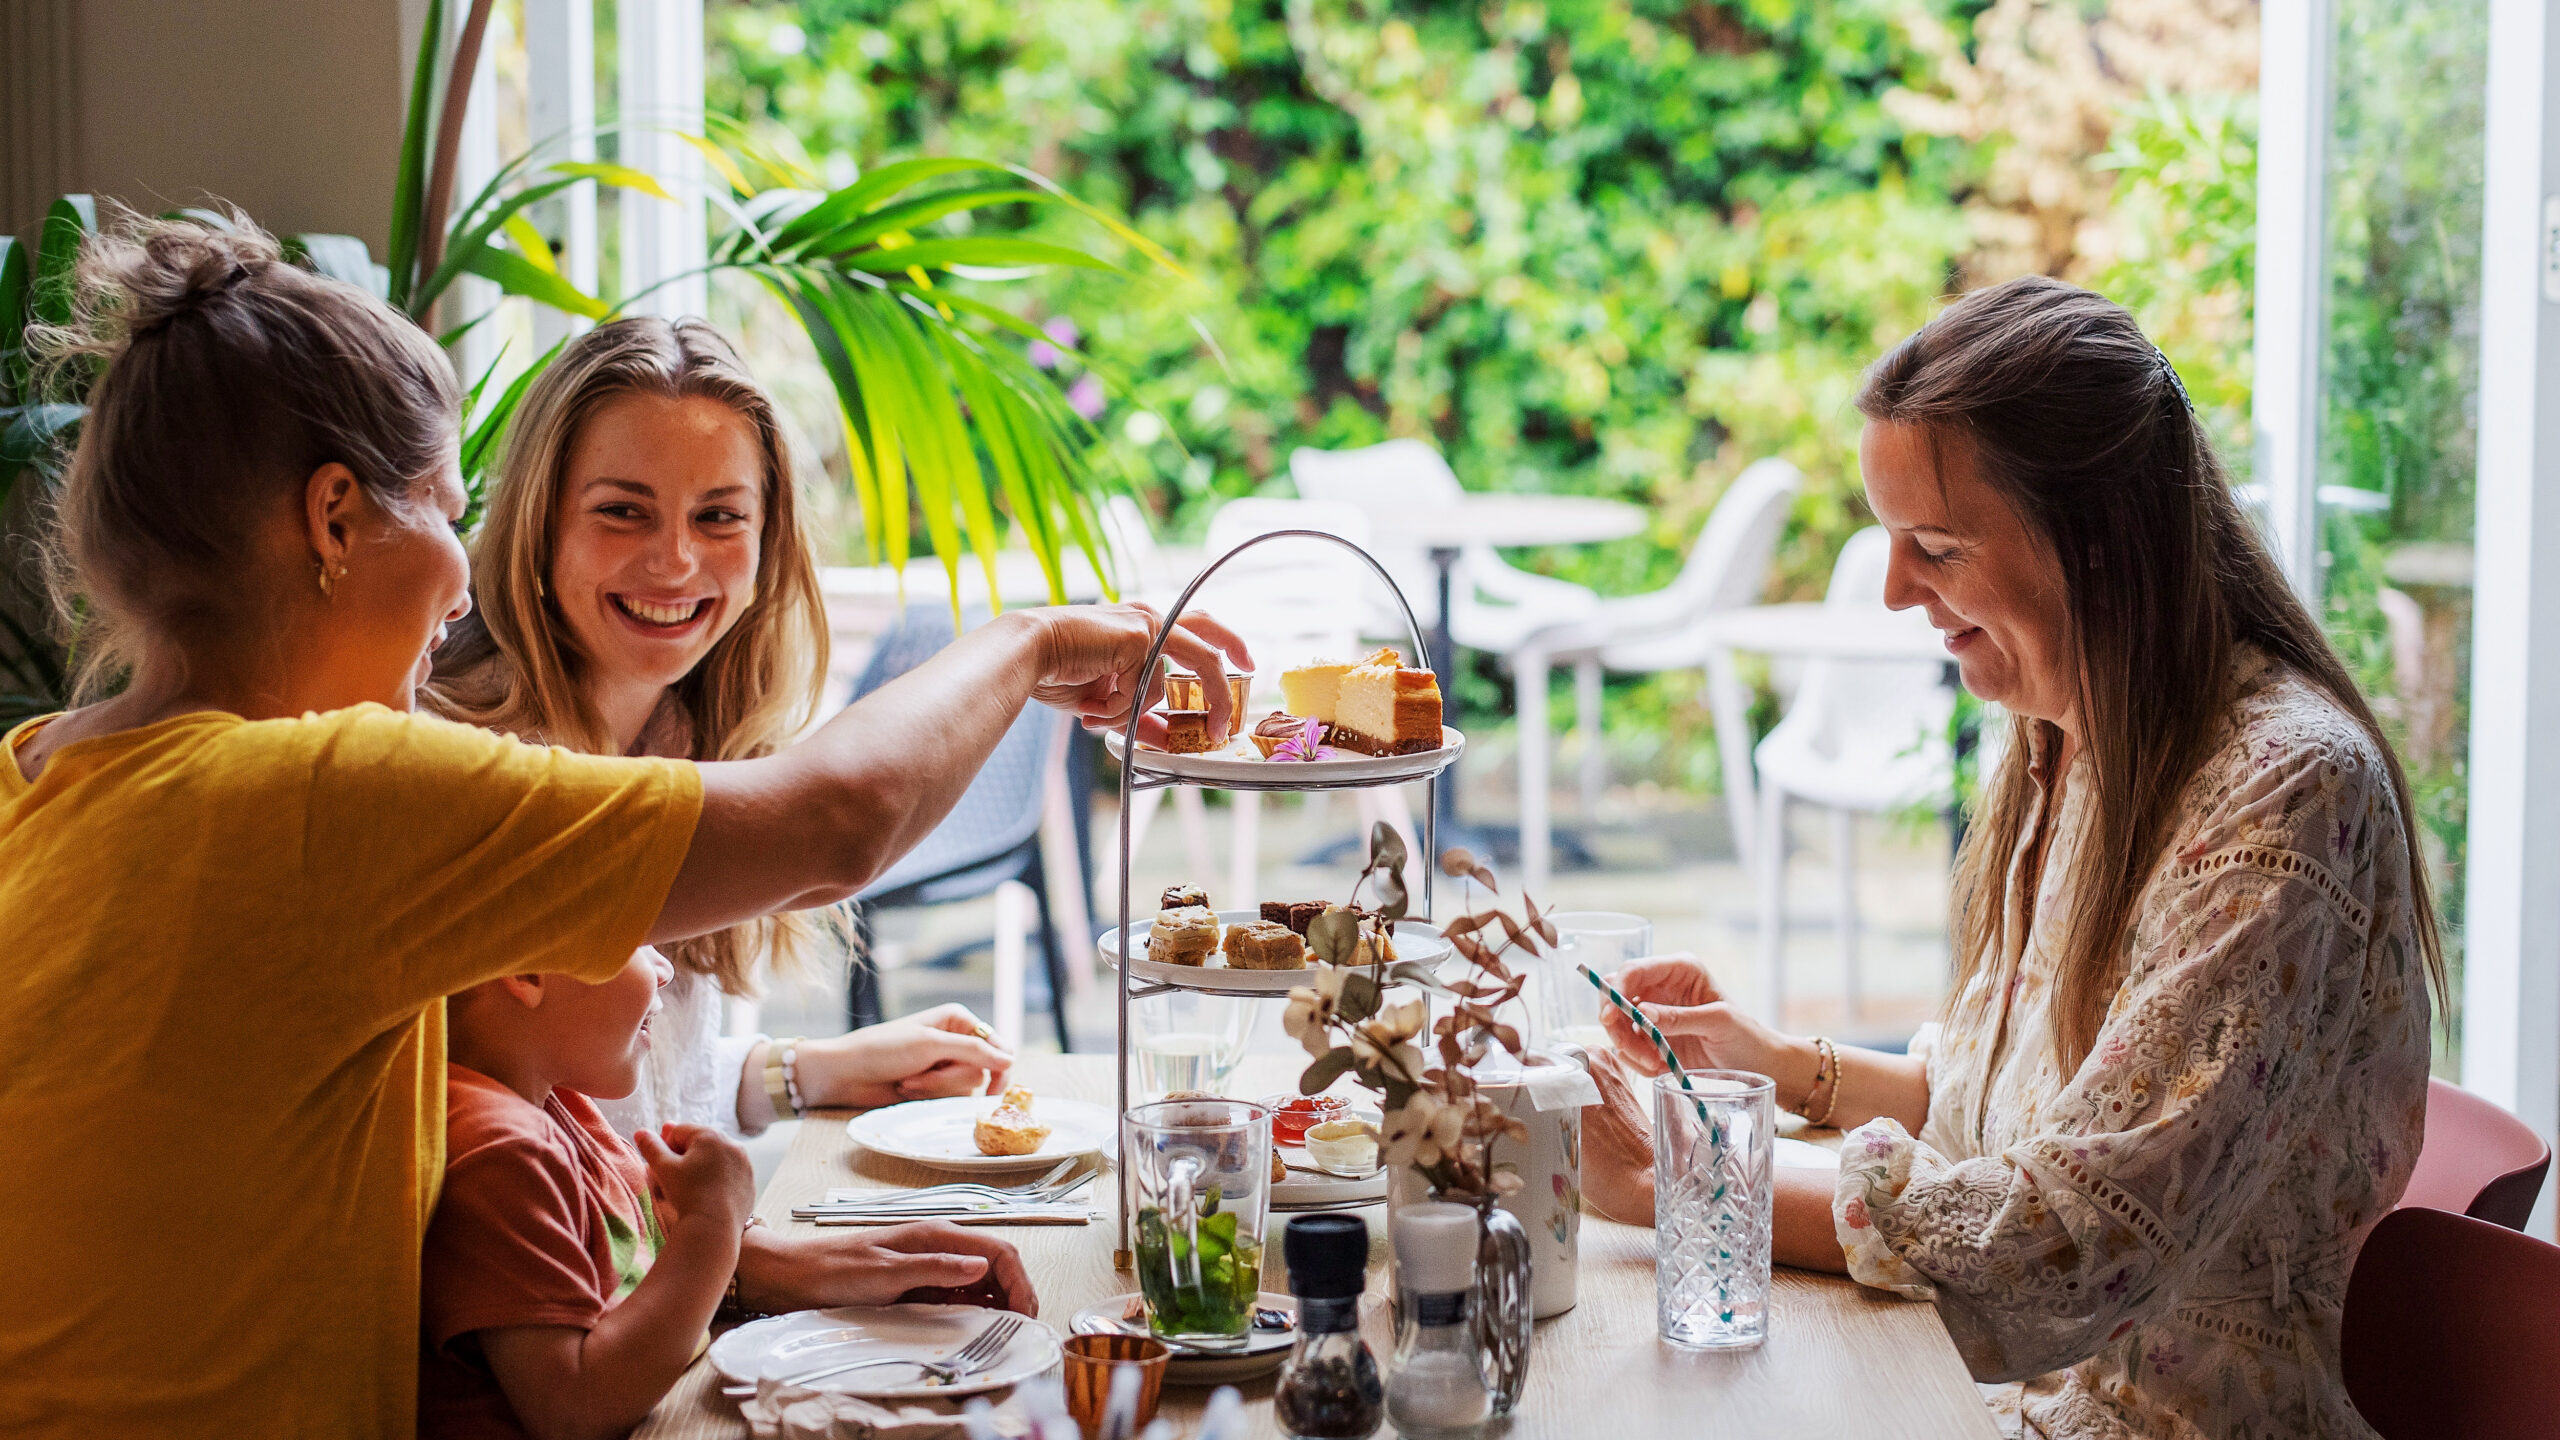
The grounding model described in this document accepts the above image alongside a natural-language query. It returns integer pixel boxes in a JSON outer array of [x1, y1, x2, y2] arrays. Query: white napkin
[[743, 1381, 1036, 1440], [1473, 1051, 1603, 1112]]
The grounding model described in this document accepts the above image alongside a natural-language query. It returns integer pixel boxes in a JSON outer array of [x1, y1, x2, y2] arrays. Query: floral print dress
[[1832, 651, 2431, 1440]]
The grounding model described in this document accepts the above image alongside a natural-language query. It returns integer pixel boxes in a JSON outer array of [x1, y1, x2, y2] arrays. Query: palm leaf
[[838, 237, 1119, 278], [460, 243, 609, 319], [387, 0, 448, 308], [0, 236, 30, 400], [457, 335, 568, 508], [793, 187, 1051, 259], [32, 195, 97, 331], [765, 157, 1000, 255]]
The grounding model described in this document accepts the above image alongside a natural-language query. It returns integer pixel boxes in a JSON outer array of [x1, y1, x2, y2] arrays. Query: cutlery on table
[[812, 1206, 1094, 1227], [724, 1312, 1030, 1399]]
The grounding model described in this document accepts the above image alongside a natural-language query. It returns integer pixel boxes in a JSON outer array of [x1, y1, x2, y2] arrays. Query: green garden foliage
[[710, 0, 1974, 608]]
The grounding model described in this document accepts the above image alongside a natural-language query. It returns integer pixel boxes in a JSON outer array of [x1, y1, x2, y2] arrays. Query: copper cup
[[1161, 665, 1253, 742], [1061, 1332, 1170, 1437]]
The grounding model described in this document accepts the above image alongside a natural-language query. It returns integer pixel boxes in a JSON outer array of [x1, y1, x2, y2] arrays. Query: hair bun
[[35, 208, 282, 373]]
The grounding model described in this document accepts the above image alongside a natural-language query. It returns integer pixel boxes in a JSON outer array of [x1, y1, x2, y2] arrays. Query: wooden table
[[638, 1056, 1995, 1440]]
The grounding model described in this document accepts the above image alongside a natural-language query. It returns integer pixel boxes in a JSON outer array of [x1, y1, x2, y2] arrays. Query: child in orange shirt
[[421, 948, 754, 1440]]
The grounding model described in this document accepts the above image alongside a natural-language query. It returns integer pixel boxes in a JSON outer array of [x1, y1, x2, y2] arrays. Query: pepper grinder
[[1274, 1214, 1385, 1440], [1385, 1203, 1491, 1440]]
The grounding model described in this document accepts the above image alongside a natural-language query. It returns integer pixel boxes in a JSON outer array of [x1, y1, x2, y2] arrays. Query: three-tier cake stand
[[1103, 530, 1464, 1266]]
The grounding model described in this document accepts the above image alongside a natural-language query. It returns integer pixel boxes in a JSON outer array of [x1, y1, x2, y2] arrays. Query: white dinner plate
[[1097, 911, 1452, 995], [1270, 1156, 1388, 1207], [1068, 1293, 1296, 1385], [1106, 725, 1464, 787], [844, 1096, 1116, 1171], [710, 1304, 1061, 1399]]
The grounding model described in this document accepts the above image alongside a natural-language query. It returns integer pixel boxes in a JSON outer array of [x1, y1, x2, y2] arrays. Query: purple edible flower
[[1269, 717, 1337, 763]]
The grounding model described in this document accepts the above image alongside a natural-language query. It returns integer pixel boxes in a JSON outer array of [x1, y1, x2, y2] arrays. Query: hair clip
[[2153, 346, 2194, 414]]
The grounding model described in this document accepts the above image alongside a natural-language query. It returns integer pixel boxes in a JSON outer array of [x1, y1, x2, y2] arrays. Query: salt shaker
[[1275, 1214, 1385, 1440], [1385, 1203, 1492, 1440]]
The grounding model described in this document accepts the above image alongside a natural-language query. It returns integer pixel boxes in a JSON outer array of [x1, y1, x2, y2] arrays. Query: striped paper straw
[[1577, 962, 1700, 1096]]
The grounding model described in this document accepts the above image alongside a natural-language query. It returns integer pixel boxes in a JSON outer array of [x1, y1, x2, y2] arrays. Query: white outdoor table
[[1326, 495, 1649, 844]]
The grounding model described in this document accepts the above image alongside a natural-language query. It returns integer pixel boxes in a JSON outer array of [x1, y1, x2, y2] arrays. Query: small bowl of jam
[[1263, 1092, 1350, 1147]]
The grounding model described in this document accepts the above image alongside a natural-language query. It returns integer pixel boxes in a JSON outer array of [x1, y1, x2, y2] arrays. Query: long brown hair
[[428, 316, 830, 995], [1859, 275, 2445, 1072], [37, 209, 458, 697]]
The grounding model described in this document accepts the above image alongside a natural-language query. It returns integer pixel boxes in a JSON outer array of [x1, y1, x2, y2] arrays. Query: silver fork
[[796, 1162, 1091, 1217], [818, 1158, 1082, 1203], [729, 1313, 1031, 1397]]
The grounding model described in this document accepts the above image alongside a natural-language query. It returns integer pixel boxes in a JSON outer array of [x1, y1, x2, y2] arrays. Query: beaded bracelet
[[1796, 1036, 1842, 1126], [781, 1040, 807, 1116]]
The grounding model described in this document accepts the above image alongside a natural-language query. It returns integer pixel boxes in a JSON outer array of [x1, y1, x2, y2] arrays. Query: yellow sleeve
[[280, 705, 704, 1008]]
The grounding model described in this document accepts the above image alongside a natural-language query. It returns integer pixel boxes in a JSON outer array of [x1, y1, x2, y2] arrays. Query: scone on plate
[[1221, 920, 1308, 970], [974, 1084, 1051, 1157], [1147, 906, 1220, 966]]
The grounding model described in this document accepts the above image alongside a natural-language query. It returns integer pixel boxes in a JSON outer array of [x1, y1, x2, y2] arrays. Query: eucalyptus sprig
[[1279, 828, 1558, 1201]]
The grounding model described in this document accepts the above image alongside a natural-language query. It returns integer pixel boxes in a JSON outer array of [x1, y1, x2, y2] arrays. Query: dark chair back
[[2343, 1206, 2560, 1438], [2402, 1078, 2550, 1231]]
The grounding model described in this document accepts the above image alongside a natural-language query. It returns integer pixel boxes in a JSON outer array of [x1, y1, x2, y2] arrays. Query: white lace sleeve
[[1831, 734, 2391, 1381]]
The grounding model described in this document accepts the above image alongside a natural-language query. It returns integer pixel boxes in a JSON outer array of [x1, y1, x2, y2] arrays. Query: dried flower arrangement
[[1279, 824, 1560, 1201]]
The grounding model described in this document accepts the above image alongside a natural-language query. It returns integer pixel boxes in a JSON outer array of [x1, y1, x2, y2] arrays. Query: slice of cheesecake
[[1278, 657, 1355, 723], [1330, 652, 1443, 756]]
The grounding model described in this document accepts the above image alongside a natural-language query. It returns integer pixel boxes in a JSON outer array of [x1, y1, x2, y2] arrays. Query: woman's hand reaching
[[1022, 603, 1254, 748], [786, 1006, 1015, 1112], [1579, 1049, 1657, 1225]]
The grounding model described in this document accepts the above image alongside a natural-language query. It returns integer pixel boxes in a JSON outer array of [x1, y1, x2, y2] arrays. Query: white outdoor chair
[[1751, 526, 1952, 1025], [1123, 497, 1422, 907], [1505, 459, 1803, 893], [1287, 439, 1600, 649]]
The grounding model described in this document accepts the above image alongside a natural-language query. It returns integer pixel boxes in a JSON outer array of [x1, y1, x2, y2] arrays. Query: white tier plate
[[1106, 725, 1464, 786], [711, 1304, 1063, 1400], [844, 1095, 1116, 1171], [1098, 910, 1451, 994]]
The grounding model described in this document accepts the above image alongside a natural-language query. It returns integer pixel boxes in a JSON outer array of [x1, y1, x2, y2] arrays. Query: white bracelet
[[781, 1040, 806, 1116]]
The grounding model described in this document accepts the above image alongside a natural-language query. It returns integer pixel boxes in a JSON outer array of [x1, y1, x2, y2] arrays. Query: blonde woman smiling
[[431, 317, 1029, 1311], [1581, 277, 2440, 1440]]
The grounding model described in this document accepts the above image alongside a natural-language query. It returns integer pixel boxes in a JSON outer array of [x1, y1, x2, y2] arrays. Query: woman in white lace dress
[[1580, 277, 2443, 1439], [431, 317, 1046, 1311]]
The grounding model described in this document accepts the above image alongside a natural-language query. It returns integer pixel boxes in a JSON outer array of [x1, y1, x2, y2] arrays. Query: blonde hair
[[429, 316, 830, 995], [36, 208, 458, 697]]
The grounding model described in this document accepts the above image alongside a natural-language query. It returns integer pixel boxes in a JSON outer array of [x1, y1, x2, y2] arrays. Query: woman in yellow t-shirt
[[0, 216, 1245, 1440]]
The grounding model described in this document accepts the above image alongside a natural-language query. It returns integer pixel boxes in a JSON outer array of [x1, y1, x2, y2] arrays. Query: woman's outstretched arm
[[651, 604, 1247, 944]]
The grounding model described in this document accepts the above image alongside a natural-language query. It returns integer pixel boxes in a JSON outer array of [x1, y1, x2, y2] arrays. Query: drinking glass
[[1524, 912, 1653, 1051], [1653, 1070, 1773, 1350], [1123, 1099, 1273, 1348], [1131, 990, 1253, 1102]]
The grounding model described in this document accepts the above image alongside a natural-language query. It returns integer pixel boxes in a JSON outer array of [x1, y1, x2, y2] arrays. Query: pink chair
[[2343, 1206, 2560, 1439], [2400, 1078, 2550, 1231]]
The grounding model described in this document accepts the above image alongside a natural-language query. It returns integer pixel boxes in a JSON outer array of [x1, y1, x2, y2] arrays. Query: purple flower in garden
[[1030, 316, 1081, 370], [1269, 717, 1337, 763], [1067, 373, 1106, 420]]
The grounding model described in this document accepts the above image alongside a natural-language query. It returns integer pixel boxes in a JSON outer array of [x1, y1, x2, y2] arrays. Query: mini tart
[[1221, 919, 1308, 970], [1161, 883, 1209, 910], [1147, 905, 1220, 967], [1250, 710, 1320, 758]]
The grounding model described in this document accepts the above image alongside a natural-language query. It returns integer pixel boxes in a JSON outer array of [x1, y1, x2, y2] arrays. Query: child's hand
[[634, 1124, 754, 1237]]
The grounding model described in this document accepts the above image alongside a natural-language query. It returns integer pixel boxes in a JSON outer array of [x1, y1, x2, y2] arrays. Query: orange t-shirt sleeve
[[290, 705, 704, 1008], [421, 1135, 614, 1348]]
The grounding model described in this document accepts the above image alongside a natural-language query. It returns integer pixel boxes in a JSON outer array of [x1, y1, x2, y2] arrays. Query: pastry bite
[[1251, 710, 1327, 759], [1147, 906, 1220, 967], [1221, 919, 1308, 971], [1159, 709, 1215, 754], [1279, 658, 1354, 723], [1162, 883, 1210, 911], [1270, 1149, 1289, 1184], [974, 1084, 1052, 1157]]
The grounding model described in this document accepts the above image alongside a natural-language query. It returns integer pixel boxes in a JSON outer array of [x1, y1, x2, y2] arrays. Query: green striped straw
[[1578, 962, 1704, 1094]]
